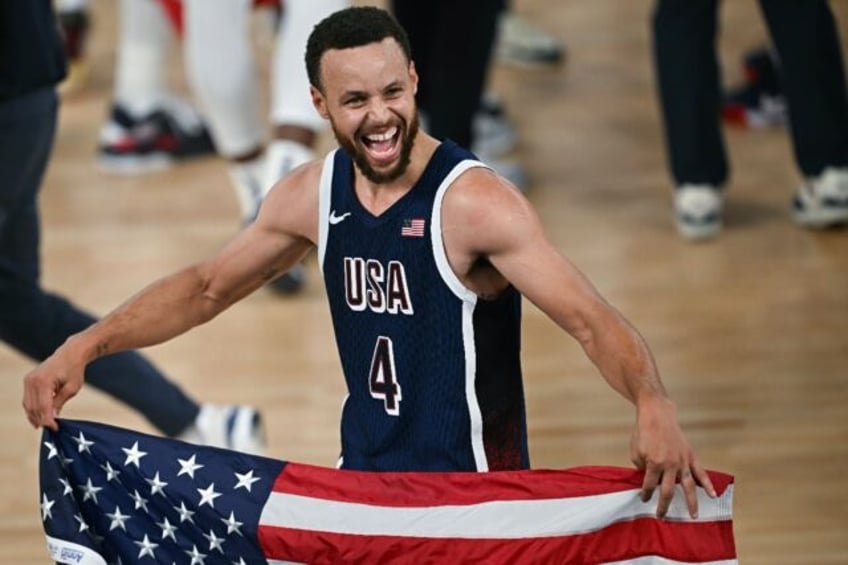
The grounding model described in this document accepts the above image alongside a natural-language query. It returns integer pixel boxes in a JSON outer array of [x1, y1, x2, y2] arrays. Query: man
[[2, 0, 263, 453], [23, 6, 714, 519], [653, 0, 848, 240]]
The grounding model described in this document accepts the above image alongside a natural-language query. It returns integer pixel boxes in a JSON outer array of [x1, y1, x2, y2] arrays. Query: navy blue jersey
[[318, 141, 529, 472]]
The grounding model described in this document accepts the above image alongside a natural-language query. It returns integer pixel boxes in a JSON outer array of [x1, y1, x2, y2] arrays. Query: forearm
[[62, 265, 229, 365], [575, 301, 667, 405]]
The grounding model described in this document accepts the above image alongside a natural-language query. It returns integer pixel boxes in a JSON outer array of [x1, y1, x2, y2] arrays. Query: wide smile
[[360, 126, 401, 168]]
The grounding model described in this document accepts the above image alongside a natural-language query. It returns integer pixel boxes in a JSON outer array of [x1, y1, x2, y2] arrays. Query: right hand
[[22, 346, 85, 431]]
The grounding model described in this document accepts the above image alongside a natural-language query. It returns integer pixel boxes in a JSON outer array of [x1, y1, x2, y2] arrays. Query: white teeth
[[365, 127, 398, 142]]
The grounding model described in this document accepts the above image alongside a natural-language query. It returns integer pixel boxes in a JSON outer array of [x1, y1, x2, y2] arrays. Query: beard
[[331, 112, 419, 184]]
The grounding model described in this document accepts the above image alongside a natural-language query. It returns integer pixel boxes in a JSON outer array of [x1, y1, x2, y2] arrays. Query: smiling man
[[23, 6, 713, 519]]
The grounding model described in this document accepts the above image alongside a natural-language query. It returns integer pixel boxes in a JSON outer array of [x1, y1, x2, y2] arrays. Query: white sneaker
[[472, 93, 517, 158], [674, 184, 724, 241], [178, 405, 266, 455], [496, 12, 565, 68], [792, 167, 848, 228], [228, 157, 266, 224], [263, 140, 315, 196]]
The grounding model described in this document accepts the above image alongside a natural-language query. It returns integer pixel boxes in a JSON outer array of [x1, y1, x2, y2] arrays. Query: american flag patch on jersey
[[401, 218, 426, 237]]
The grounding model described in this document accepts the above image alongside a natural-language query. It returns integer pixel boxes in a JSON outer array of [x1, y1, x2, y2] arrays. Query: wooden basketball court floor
[[1, 1, 846, 562]]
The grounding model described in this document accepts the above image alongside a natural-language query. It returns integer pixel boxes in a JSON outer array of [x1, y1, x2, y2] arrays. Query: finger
[[640, 463, 660, 503], [52, 384, 77, 420], [680, 468, 699, 518], [34, 382, 57, 431], [23, 383, 47, 429], [656, 465, 678, 518], [692, 460, 717, 498], [22, 383, 40, 429]]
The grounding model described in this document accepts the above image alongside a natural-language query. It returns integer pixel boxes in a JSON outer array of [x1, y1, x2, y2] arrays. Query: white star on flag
[[157, 516, 178, 542], [101, 461, 121, 482], [106, 506, 130, 531], [221, 511, 243, 536], [185, 544, 207, 565], [174, 501, 195, 524], [73, 513, 89, 533], [146, 471, 168, 496], [197, 482, 222, 508], [130, 489, 149, 512], [122, 441, 147, 467], [203, 529, 225, 552], [78, 478, 102, 504], [44, 441, 58, 460], [73, 431, 94, 454], [177, 454, 203, 478], [234, 469, 260, 492], [58, 478, 72, 496], [40, 493, 54, 521], [135, 534, 159, 558]]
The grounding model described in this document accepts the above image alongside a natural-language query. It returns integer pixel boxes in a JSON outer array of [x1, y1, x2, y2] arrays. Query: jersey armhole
[[430, 159, 490, 304]]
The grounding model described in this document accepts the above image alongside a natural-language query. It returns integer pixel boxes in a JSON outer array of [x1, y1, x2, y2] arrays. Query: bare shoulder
[[442, 165, 539, 235], [257, 158, 325, 243], [267, 158, 324, 200]]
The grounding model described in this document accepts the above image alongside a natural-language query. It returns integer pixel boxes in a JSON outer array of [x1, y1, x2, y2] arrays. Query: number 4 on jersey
[[369, 336, 402, 416]]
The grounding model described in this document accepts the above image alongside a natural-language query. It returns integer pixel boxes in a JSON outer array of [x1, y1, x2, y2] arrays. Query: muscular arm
[[443, 170, 660, 399], [22, 162, 321, 430], [442, 168, 715, 517]]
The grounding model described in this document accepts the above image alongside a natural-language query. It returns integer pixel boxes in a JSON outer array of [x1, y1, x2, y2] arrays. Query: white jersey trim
[[431, 158, 491, 472], [317, 149, 338, 274], [431, 159, 488, 303]]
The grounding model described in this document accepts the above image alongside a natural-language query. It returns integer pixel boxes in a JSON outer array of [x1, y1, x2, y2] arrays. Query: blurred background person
[[653, 0, 848, 241], [1, 0, 264, 454]]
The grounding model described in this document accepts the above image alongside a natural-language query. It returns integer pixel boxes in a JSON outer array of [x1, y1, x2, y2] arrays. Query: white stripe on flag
[[260, 484, 733, 538], [604, 558, 738, 565]]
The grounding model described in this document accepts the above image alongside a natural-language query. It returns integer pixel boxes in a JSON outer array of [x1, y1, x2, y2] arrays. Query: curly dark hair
[[305, 6, 412, 93]]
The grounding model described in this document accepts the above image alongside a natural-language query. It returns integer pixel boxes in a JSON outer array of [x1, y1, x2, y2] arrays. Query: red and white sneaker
[[97, 98, 216, 175]]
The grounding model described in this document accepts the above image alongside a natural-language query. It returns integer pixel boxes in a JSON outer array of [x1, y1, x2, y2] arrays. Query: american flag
[[39, 419, 737, 564], [401, 218, 426, 237]]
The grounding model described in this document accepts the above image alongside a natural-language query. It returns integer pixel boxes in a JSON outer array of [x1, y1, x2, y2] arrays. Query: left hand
[[630, 395, 716, 519]]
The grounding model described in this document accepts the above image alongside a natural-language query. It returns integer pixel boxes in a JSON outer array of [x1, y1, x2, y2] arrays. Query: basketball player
[[23, 6, 713, 519]]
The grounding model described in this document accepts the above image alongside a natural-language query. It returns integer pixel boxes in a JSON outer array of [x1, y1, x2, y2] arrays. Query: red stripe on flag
[[259, 519, 737, 564], [273, 463, 733, 507]]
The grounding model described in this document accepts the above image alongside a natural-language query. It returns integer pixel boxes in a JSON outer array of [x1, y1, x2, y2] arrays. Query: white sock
[[56, 0, 88, 13], [183, 0, 263, 157], [269, 0, 347, 130], [113, 0, 171, 117], [263, 140, 315, 196], [228, 156, 267, 223]]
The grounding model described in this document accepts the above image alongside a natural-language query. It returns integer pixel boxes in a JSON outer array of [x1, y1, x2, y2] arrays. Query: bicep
[[450, 176, 608, 335], [490, 222, 607, 336]]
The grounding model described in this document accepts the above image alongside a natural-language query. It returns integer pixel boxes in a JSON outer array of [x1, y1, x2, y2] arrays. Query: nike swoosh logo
[[329, 210, 351, 225]]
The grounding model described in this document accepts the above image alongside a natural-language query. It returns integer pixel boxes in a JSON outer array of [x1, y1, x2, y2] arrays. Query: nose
[[367, 98, 392, 124]]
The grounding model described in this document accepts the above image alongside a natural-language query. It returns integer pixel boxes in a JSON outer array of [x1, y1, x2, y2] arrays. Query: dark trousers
[[0, 87, 198, 436], [391, 0, 503, 149], [653, 0, 848, 186]]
